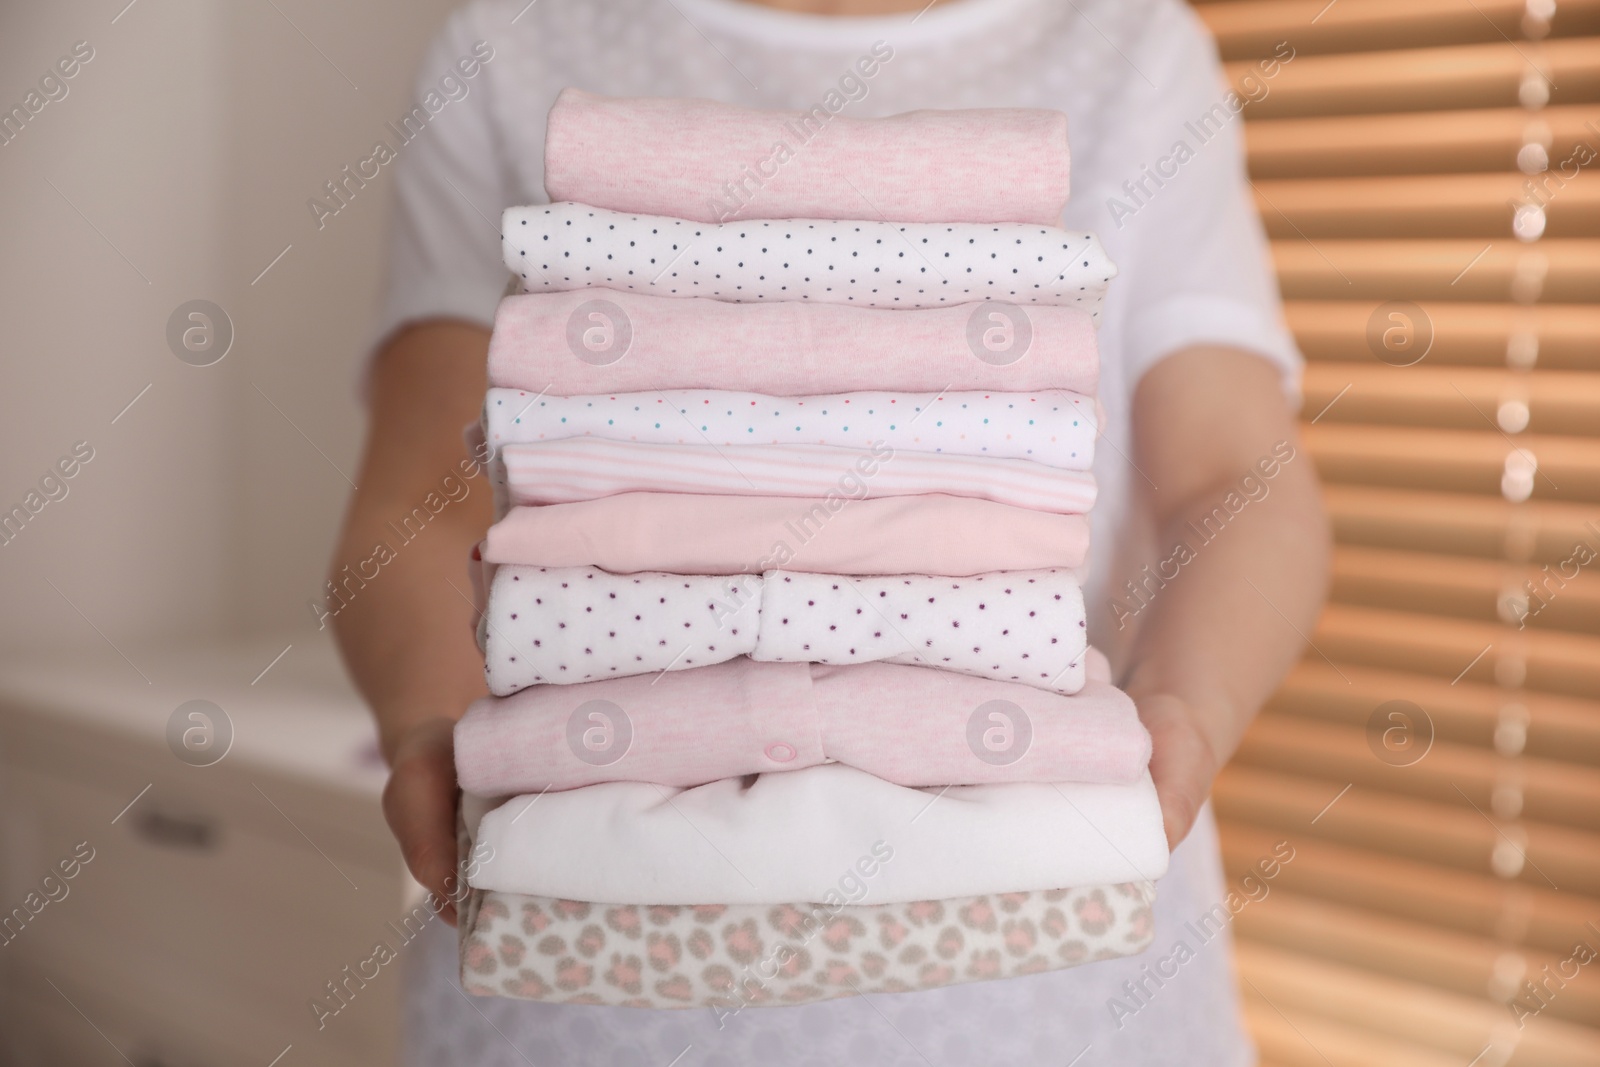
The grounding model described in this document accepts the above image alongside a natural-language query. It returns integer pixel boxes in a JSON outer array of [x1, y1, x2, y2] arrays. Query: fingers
[[382, 717, 463, 926], [1137, 694, 1219, 849]]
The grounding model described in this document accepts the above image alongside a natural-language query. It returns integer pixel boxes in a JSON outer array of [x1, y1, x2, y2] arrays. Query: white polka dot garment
[[480, 567, 762, 695], [501, 203, 1117, 314], [484, 388, 1098, 470], [481, 566, 1086, 697], [756, 571, 1086, 693]]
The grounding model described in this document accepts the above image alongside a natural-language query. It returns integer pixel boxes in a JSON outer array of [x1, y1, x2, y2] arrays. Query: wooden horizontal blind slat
[[1255, 173, 1600, 238], [1205, 6, 1600, 1061], [1302, 364, 1600, 434], [1197, 0, 1600, 60], [1215, 764, 1600, 892], [1270, 659, 1600, 761], [1321, 484, 1600, 562], [1241, 1001, 1466, 1067], [1244, 106, 1600, 178], [1234, 890, 1600, 1024], [1235, 943, 1600, 1066], [1270, 239, 1600, 300], [1220, 823, 1593, 953], [1225, 39, 1600, 118], [1286, 301, 1600, 368], [1313, 602, 1600, 696], [1330, 543, 1600, 631], [1303, 423, 1600, 501], [1233, 714, 1600, 826]]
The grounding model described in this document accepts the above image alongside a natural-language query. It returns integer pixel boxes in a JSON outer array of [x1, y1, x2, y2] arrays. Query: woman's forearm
[[329, 321, 495, 761], [1119, 447, 1330, 767], [1114, 346, 1331, 841], [330, 503, 490, 759]]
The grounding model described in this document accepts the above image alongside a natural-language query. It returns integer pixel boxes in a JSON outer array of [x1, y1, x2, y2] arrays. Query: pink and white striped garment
[[483, 388, 1097, 470], [499, 438, 1097, 515], [544, 88, 1072, 226], [481, 494, 1091, 577], [487, 291, 1100, 396]]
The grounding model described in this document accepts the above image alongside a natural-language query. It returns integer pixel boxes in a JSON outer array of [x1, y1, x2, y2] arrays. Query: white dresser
[[0, 636, 411, 1067]]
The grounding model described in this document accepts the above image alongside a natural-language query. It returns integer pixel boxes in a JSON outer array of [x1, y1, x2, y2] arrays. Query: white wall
[[0, 0, 457, 656], [219, 0, 461, 636]]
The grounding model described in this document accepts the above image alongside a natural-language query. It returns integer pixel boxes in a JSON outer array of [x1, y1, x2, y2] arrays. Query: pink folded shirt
[[454, 650, 1148, 794], [486, 291, 1100, 397], [544, 88, 1070, 226], [482, 494, 1091, 577], [501, 439, 1098, 516]]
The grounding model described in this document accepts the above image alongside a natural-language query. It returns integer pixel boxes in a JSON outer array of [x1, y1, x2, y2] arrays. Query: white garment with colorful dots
[[500, 203, 1117, 314], [481, 565, 1086, 697], [484, 388, 1097, 469]]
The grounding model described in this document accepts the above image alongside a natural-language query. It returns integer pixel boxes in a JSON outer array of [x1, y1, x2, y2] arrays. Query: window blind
[[1189, 2, 1600, 1064]]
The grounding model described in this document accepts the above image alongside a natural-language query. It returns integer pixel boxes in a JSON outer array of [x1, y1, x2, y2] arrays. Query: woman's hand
[[1132, 692, 1225, 847], [382, 717, 463, 924], [327, 321, 495, 927], [1116, 347, 1331, 851]]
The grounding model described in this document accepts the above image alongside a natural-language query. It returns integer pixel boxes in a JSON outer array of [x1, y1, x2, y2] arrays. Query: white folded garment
[[483, 388, 1098, 470], [466, 763, 1170, 904], [501, 203, 1117, 314]]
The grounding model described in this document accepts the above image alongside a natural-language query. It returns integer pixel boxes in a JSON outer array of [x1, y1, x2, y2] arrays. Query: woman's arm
[[329, 320, 494, 922], [1119, 346, 1331, 846]]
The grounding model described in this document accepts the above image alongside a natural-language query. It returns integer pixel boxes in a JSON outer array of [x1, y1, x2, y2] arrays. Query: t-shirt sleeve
[[368, 10, 517, 363], [1092, 5, 1302, 401]]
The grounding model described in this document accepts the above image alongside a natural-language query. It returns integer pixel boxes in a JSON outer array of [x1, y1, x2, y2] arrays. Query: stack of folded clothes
[[456, 89, 1167, 1010]]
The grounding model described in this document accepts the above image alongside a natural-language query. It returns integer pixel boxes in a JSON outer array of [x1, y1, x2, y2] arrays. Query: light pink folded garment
[[454, 650, 1147, 794], [501, 439, 1097, 515], [544, 88, 1070, 226], [482, 495, 1090, 576], [486, 291, 1100, 397]]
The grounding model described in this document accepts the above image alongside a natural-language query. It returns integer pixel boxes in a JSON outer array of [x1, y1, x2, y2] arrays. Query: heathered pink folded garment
[[486, 291, 1100, 397], [543, 88, 1070, 226], [454, 650, 1148, 794], [501, 439, 1097, 515], [481, 494, 1090, 576]]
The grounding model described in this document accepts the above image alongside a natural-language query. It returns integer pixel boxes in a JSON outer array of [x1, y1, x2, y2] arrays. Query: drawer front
[[4, 969, 379, 1067], [3, 762, 405, 1064]]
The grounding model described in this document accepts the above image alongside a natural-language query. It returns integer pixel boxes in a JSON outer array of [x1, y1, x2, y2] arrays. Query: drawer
[[3, 965, 387, 1067], [2, 764, 405, 1064], [3, 971, 258, 1067], [0, 702, 397, 873]]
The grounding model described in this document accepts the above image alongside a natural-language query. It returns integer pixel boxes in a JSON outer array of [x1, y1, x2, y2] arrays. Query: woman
[[331, 0, 1329, 1062]]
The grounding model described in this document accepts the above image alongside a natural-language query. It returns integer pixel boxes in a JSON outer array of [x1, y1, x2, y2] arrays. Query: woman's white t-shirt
[[378, 0, 1299, 1062]]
